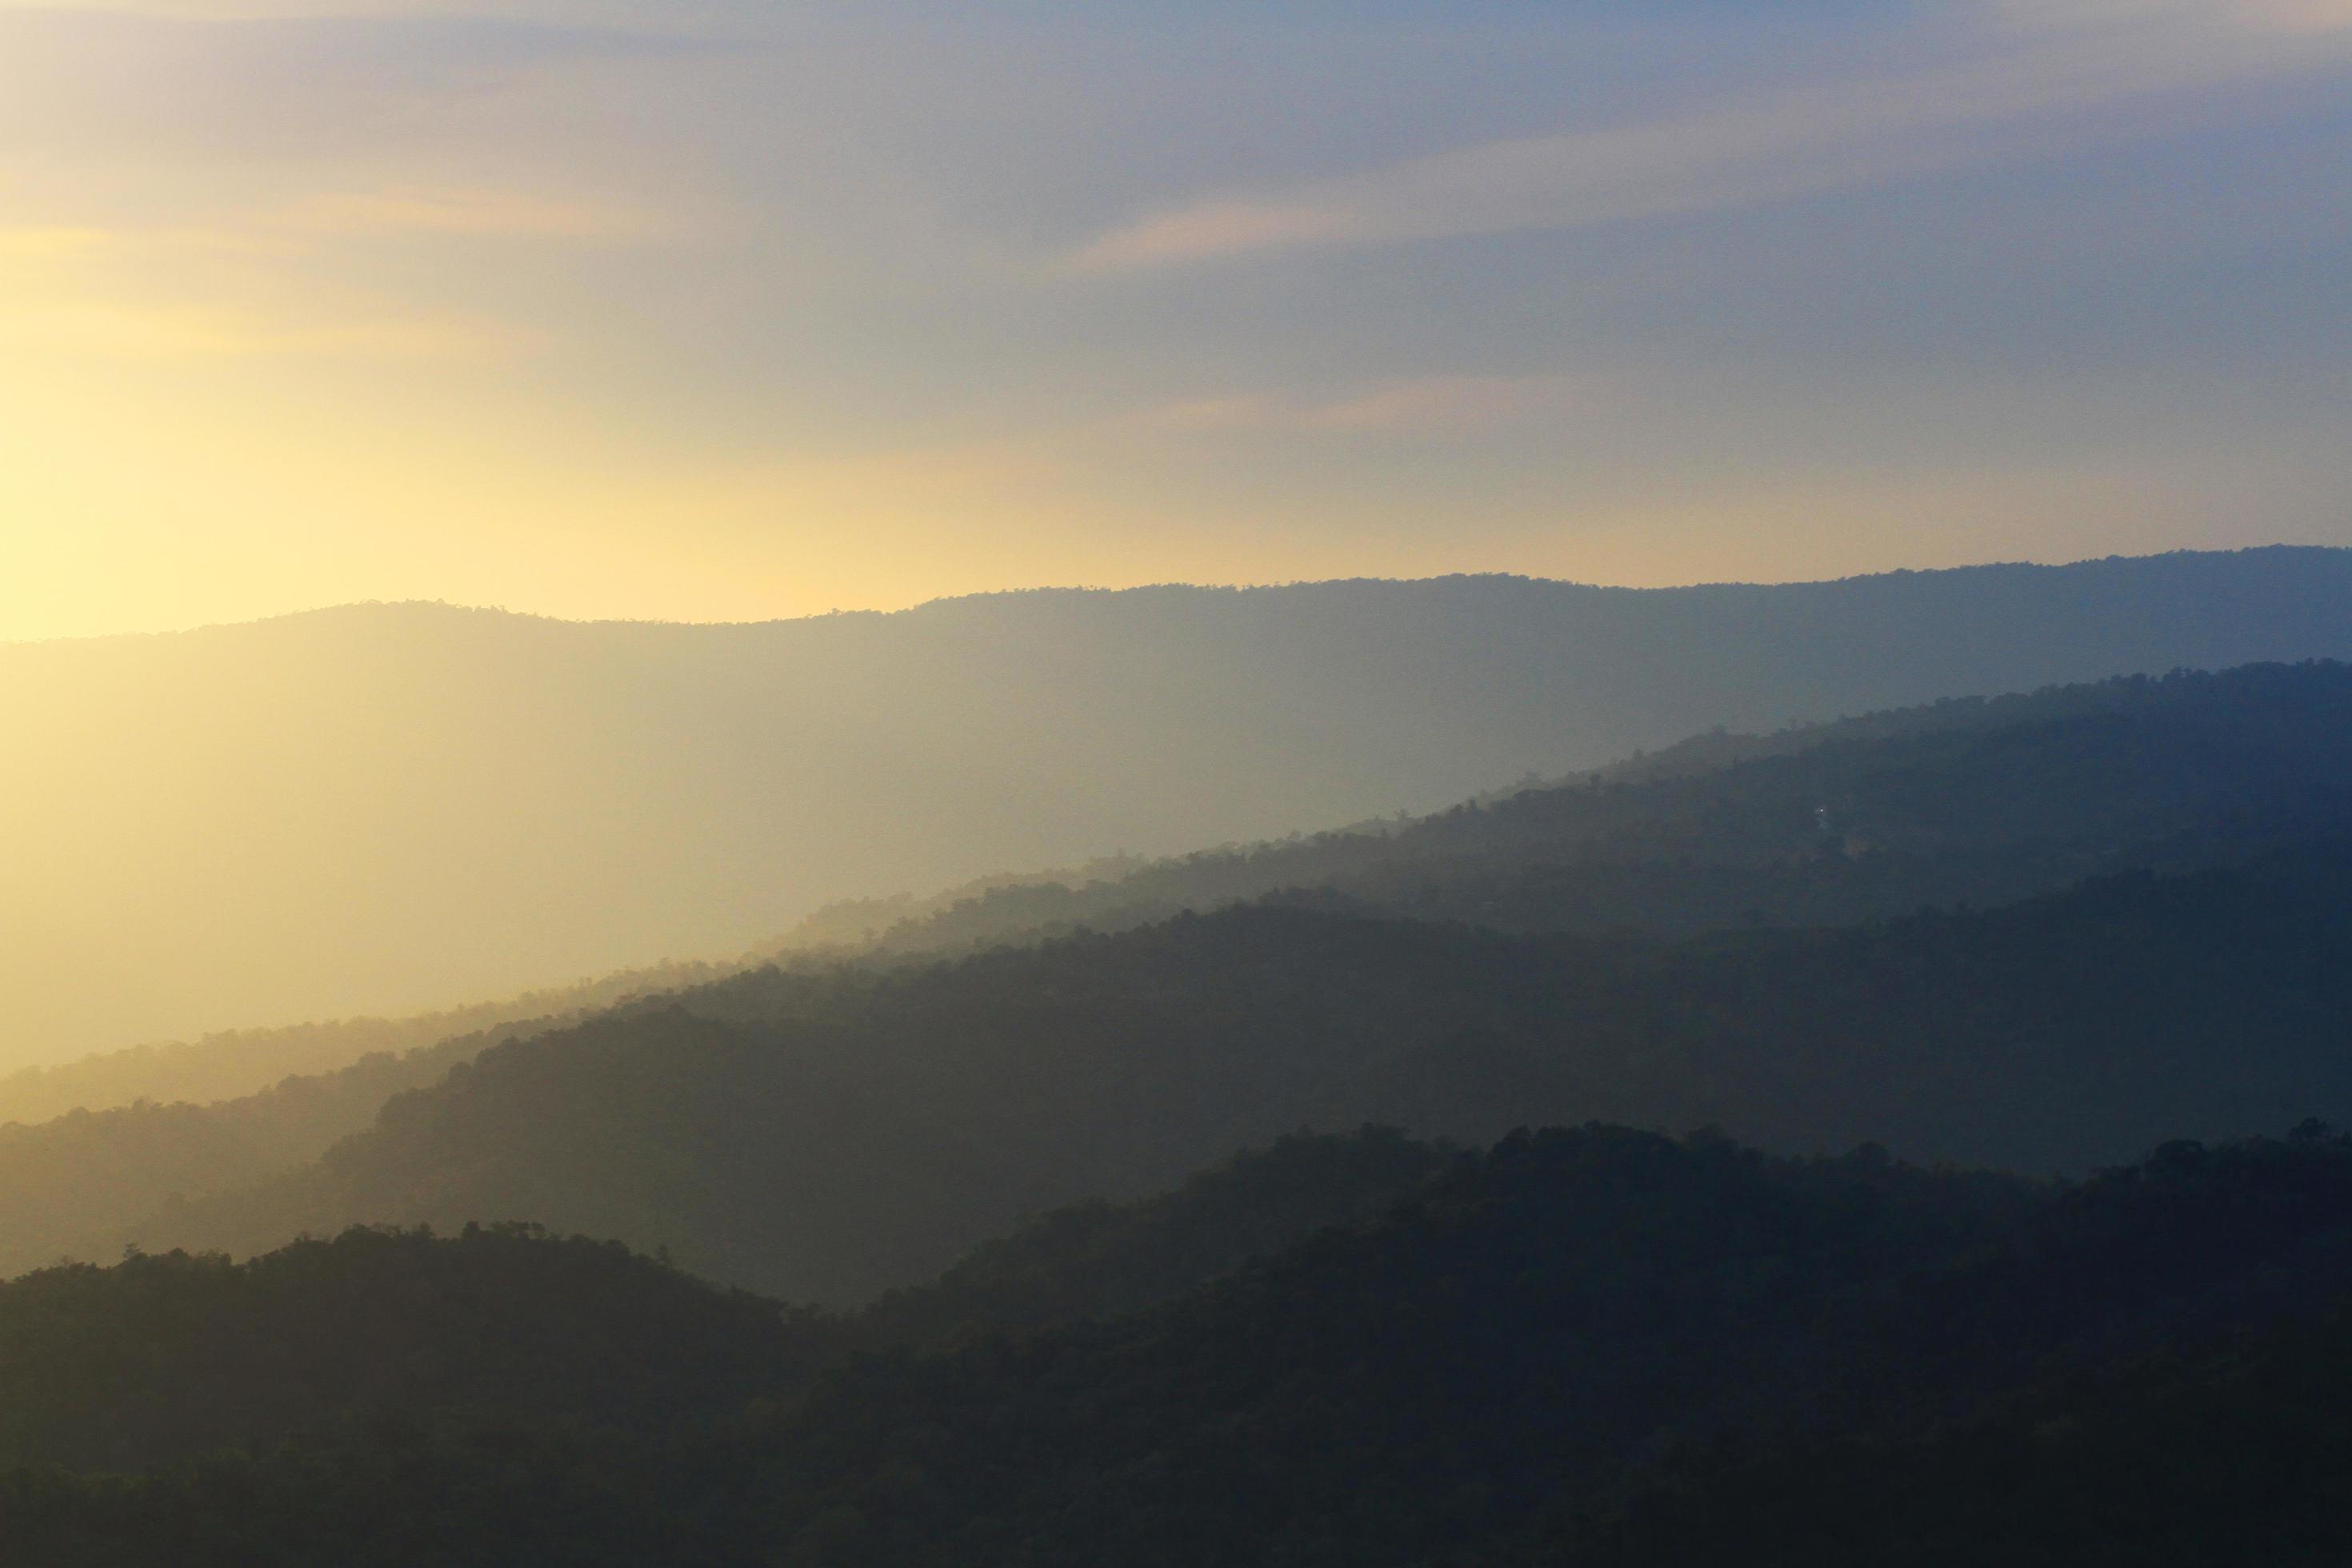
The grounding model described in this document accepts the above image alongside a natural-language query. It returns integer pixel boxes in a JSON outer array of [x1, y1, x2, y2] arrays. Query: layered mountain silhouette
[[8, 547, 2350, 1067], [113, 857, 2352, 1300], [30, 658, 2346, 1298], [779, 658, 2352, 954], [11, 607, 2352, 1562], [0, 958, 728, 1129]]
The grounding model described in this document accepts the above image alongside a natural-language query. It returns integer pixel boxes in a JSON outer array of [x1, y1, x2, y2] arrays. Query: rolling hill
[[121, 852, 2352, 1301], [8, 1126, 2352, 1565], [12, 656, 2352, 1291], [7, 547, 2349, 1068], [776, 658, 2352, 956]]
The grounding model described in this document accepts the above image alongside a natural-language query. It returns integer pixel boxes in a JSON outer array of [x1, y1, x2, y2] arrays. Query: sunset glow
[[4, 0, 2347, 640]]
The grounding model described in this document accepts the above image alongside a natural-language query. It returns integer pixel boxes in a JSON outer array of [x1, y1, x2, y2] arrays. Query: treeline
[[6, 1126, 2352, 1564], [116, 847, 2352, 1302], [0, 1014, 589, 1282], [10, 659, 2348, 1290], [0, 958, 733, 1127], [35, 660, 2343, 1131], [30, 550, 2343, 1067], [0, 1130, 1439, 1477], [0, 966, 741, 1280], [779, 661, 2352, 958], [1555, 1303, 2352, 1565]]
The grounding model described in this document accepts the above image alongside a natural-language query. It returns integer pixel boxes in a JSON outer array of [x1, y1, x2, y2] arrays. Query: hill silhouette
[[778, 659, 2352, 955], [8, 1126, 2352, 1565], [40, 656, 2350, 1127], [0, 958, 730, 1129], [7, 656, 2350, 1290], [7, 547, 2350, 1067], [122, 851, 2352, 1301]]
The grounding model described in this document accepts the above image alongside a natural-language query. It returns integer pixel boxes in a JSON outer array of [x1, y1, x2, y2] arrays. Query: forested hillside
[[11, 658, 2348, 1294], [51, 658, 2348, 1126], [782, 660, 2352, 956], [7, 1126, 2351, 1565], [731, 1129, 2352, 1567], [0, 1130, 1438, 1474], [0, 1010, 565, 1281], [123, 850, 2352, 1301], [850, 1127, 1457, 1351], [18, 0, 2344, 1554], [0, 958, 730, 1128], [10, 548, 2349, 1066], [1558, 1303, 2352, 1566]]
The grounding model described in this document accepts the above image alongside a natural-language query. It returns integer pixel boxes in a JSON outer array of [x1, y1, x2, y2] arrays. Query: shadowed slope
[[13, 1130, 2352, 1566], [11, 657, 2352, 1288], [126, 852, 2352, 1301]]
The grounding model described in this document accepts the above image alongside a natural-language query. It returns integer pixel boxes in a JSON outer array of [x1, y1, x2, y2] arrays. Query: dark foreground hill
[[8, 1126, 2352, 1566], [0, 1131, 1438, 1475], [9, 547, 2349, 1066], [1556, 1303, 2352, 1567], [124, 847, 2352, 1302]]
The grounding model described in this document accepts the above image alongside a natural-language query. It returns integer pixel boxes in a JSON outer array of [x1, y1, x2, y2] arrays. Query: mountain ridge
[[22, 545, 2338, 646], [12, 656, 2352, 1288], [10, 544, 2346, 1064], [117, 852, 2352, 1300]]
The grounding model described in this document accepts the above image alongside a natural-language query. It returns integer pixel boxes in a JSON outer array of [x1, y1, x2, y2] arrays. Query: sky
[[2, 0, 2348, 641]]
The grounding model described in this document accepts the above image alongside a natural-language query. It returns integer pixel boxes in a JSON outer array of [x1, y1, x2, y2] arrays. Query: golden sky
[[6, 0, 2350, 640]]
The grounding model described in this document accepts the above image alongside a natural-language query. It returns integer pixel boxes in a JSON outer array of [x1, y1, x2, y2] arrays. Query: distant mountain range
[[117, 852, 2352, 1301], [7, 546, 2350, 1067], [9, 627, 2352, 1562], [18, 658, 2342, 1298]]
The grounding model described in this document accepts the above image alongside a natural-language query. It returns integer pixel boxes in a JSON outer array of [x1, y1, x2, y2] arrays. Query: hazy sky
[[4, 0, 2348, 639]]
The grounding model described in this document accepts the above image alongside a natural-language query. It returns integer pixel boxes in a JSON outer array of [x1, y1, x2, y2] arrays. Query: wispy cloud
[[0, 190, 635, 362], [0, 223, 538, 360], [273, 186, 657, 241], [0, 8, 681, 365], [1073, 1, 2352, 270], [1130, 376, 1583, 438], [0, 299, 534, 361], [0, 186, 662, 257], [1988, 0, 2352, 35]]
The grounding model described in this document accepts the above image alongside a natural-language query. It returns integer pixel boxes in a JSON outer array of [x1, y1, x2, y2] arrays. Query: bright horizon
[[6, 1, 2350, 642], [8, 542, 2345, 646]]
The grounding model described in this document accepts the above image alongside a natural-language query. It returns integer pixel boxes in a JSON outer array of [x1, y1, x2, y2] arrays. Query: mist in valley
[[7, 548, 2349, 1072], [6, 0, 2351, 1557]]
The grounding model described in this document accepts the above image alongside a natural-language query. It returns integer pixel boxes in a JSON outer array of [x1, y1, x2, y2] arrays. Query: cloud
[[0, 186, 658, 256], [1077, 203, 1362, 273], [0, 227, 534, 360], [0, 202, 606, 362], [0, 300, 534, 361], [0, 9, 712, 169], [1129, 376, 1582, 438], [1302, 376, 1578, 433], [1072, 0, 2352, 270], [1989, 0, 2352, 34], [274, 186, 657, 240]]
